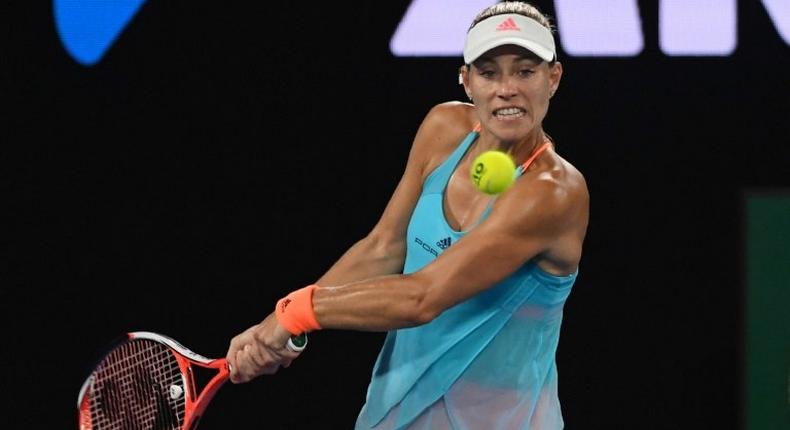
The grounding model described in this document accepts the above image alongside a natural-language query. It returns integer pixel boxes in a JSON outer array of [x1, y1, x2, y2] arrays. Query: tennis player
[[227, 2, 589, 428]]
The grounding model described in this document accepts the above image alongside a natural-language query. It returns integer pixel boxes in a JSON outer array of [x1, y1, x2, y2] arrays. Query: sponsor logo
[[495, 17, 520, 32], [415, 237, 439, 257], [280, 298, 292, 313], [436, 237, 452, 250]]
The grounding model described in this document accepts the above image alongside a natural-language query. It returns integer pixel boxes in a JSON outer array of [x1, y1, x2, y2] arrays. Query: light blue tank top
[[355, 130, 578, 429]]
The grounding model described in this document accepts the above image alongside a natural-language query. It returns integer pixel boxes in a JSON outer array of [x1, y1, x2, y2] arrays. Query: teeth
[[495, 107, 523, 117]]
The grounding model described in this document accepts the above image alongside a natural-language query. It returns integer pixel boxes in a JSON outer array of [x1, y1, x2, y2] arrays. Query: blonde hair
[[469, 1, 554, 33]]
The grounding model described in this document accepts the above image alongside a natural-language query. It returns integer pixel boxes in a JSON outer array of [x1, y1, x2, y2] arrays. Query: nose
[[495, 76, 518, 99]]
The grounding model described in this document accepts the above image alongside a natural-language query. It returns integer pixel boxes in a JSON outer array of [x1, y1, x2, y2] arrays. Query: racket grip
[[286, 333, 308, 352]]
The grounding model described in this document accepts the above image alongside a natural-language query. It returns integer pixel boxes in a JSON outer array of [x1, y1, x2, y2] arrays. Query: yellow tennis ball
[[470, 150, 517, 195]]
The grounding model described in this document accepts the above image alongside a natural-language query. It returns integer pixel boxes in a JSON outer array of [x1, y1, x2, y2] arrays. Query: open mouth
[[493, 107, 526, 120]]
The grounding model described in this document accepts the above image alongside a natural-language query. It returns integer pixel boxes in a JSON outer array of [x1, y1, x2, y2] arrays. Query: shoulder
[[413, 101, 476, 148], [420, 101, 475, 132], [487, 149, 588, 272], [543, 153, 588, 208], [410, 101, 477, 178], [497, 149, 589, 235]]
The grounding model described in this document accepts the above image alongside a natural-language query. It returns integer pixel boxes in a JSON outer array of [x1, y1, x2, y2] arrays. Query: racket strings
[[86, 339, 186, 430]]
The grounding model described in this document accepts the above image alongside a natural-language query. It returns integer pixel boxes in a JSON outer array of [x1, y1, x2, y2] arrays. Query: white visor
[[463, 14, 556, 64]]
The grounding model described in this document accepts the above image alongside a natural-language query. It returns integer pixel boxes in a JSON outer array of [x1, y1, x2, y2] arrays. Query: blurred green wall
[[745, 193, 790, 429]]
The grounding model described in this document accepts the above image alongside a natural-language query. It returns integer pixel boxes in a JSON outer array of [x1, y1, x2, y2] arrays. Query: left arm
[[227, 171, 586, 382], [311, 174, 584, 330]]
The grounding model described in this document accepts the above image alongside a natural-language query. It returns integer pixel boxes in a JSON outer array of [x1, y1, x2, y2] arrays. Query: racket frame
[[78, 330, 306, 430]]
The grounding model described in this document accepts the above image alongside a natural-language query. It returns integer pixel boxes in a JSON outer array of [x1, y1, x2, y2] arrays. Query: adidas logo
[[496, 17, 520, 32], [436, 237, 452, 250], [280, 298, 292, 313]]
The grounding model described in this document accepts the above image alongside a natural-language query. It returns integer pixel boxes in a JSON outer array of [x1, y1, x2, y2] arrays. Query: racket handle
[[286, 333, 308, 352]]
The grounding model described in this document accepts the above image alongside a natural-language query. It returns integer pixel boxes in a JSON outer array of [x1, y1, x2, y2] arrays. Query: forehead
[[472, 44, 543, 66]]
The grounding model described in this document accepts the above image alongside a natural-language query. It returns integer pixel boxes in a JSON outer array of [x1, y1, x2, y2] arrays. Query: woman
[[226, 2, 589, 428]]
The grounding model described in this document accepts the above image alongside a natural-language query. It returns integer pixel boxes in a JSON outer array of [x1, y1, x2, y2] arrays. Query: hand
[[226, 312, 303, 383]]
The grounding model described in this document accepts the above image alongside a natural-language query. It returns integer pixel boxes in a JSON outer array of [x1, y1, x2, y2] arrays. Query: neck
[[477, 127, 547, 165]]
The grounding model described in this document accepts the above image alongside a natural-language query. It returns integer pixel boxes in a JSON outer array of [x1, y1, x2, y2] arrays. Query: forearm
[[316, 234, 405, 286], [313, 273, 434, 332]]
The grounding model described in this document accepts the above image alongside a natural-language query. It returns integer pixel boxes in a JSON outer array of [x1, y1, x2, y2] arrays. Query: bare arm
[[313, 174, 415, 287], [312, 168, 588, 331], [226, 103, 472, 382], [228, 172, 586, 382]]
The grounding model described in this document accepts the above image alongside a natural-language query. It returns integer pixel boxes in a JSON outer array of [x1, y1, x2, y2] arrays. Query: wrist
[[275, 284, 321, 335]]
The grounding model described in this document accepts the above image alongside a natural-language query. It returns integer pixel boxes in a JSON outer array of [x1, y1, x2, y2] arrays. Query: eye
[[518, 69, 535, 78], [478, 69, 496, 79]]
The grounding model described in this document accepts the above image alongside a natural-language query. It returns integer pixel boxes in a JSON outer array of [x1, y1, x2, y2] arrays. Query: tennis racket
[[77, 331, 307, 430]]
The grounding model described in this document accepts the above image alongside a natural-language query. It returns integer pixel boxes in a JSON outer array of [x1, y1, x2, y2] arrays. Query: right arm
[[314, 158, 423, 286], [226, 102, 472, 383]]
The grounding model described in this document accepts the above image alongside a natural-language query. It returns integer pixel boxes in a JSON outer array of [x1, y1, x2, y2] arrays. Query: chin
[[490, 119, 534, 139]]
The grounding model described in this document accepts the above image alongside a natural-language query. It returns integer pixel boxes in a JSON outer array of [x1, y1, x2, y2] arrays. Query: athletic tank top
[[355, 128, 578, 430]]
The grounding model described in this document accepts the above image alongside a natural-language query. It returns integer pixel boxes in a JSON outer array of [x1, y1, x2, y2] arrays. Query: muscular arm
[[313, 177, 414, 287], [313, 169, 588, 331], [226, 103, 588, 383]]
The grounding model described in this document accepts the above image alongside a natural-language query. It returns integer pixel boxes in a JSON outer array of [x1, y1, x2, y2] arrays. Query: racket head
[[77, 332, 228, 430]]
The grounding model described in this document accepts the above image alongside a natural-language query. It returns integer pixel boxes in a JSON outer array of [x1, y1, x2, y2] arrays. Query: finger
[[227, 326, 263, 383], [228, 333, 247, 353], [248, 343, 282, 375], [227, 357, 240, 383], [233, 348, 255, 383], [226, 346, 241, 383], [230, 351, 244, 383], [237, 344, 279, 380]]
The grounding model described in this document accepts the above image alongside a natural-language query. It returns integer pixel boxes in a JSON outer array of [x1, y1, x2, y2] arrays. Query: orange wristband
[[275, 284, 321, 335]]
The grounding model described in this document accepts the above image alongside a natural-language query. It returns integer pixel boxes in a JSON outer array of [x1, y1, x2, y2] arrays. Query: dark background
[[4, 1, 789, 429]]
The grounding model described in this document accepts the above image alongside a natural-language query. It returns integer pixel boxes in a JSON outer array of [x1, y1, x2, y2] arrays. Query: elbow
[[412, 304, 440, 326], [363, 231, 405, 259], [409, 274, 442, 326]]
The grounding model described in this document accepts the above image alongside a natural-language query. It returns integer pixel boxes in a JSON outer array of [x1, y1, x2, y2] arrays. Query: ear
[[548, 61, 563, 97], [458, 65, 472, 100]]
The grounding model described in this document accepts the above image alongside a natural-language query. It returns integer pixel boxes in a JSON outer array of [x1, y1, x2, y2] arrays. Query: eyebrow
[[473, 55, 541, 67]]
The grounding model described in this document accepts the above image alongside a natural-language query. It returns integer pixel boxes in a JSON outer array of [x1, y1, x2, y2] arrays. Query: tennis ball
[[470, 150, 517, 195]]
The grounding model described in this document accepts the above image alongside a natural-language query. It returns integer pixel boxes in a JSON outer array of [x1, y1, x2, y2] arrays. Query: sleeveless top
[[354, 128, 578, 430]]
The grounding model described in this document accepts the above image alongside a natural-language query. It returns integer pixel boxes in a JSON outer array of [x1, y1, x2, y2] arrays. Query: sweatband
[[463, 13, 556, 64], [275, 284, 321, 335]]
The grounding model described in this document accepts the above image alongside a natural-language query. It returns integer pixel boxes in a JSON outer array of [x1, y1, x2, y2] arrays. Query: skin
[[226, 44, 589, 384]]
